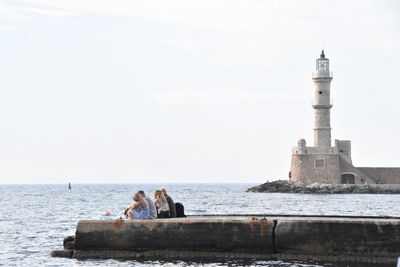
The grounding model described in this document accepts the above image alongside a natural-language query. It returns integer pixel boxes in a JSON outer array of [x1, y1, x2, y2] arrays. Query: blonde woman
[[126, 192, 150, 220], [154, 190, 170, 218]]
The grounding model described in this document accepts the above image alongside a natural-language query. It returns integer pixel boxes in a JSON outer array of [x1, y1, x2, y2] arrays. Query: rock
[[63, 235, 75, 250], [353, 186, 369, 194], [332, 187, 343, 194], [247, 180, 400, 194], [51, 250, 73, 258], [63, 236, 75, 246], [316, 189, 329, 194], [64, 241, 75, 250], [247, 180, 294, 193]]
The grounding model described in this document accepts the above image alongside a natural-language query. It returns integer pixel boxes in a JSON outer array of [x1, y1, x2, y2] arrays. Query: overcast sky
[[0, 0, 399, 184]]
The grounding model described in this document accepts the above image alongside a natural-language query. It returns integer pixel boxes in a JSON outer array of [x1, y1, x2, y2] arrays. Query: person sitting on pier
[[125, 192, 150, 220], [138, 190, 157, 219], [161, 188, 176, 218], [154, 190, 170, 218]]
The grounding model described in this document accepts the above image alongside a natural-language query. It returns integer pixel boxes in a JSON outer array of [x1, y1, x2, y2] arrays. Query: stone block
[[74, 218, 275, 253], [275, 219, 400, 257]]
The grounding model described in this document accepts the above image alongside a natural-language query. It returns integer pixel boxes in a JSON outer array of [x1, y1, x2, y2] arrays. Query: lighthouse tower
[[290, 50, 341, 185], [289, 50, 384, 185], [312, 50, 333, 147]]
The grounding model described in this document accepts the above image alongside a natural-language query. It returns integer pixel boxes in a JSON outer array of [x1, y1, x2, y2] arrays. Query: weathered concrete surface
[[75, 217, 274, 253], [52, 215, 400, 264], [275, 218, 400, 257]]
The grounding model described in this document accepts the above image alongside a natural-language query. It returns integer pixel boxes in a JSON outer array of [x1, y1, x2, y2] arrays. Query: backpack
[[175, 202, 186, 217]]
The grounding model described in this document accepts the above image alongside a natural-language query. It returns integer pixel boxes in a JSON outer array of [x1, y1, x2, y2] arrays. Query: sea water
[[0, 183, 399, 267]]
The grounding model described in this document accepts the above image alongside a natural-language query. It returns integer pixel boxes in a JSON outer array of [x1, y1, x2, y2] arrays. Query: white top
[[156, 201, 169, 213]]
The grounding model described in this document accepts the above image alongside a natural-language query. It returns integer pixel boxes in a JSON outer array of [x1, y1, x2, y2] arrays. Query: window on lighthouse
[[316, 59, 329, 71], [316, 50, 329, 71]]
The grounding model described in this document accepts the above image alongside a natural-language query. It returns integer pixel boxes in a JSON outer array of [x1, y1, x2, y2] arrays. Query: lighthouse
[[289, 50, 399, 185], [312, 50, 333, 147]]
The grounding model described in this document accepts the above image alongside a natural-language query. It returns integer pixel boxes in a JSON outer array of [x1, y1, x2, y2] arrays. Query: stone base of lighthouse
[[290, 139, 400, 185]]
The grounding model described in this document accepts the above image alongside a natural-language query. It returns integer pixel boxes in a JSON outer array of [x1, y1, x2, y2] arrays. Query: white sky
[[0, 0, 399, 184]]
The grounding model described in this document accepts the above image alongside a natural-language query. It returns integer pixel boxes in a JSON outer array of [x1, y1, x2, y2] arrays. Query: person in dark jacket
[[161, 188, 176, 218]]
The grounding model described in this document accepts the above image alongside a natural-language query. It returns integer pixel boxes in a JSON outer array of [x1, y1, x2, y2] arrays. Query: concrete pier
[[51, 215, 400, 264]]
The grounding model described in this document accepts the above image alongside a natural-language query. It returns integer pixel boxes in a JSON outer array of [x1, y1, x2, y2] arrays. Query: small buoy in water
[[105, 211, 111, 216]]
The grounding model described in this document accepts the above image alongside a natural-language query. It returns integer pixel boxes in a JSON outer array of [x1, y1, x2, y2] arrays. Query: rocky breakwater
[[247, 180, 400, 194], [51, 215, 400, 265]]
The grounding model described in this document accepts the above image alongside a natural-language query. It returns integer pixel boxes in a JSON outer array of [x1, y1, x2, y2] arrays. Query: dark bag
[[158, 210, 170, 218], [175, 202, 186, 217]]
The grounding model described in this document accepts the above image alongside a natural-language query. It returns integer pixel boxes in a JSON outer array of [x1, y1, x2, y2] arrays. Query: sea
[[1, 183, 399, 267]]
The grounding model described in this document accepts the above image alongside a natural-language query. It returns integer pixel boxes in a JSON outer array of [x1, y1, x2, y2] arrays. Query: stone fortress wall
[[358, 167, 400, 184], [290, 51, 400, 185]]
